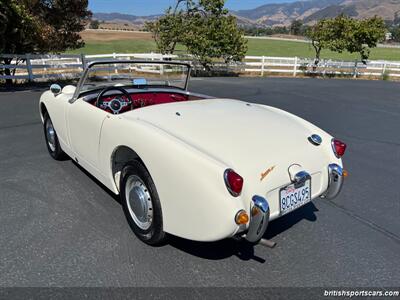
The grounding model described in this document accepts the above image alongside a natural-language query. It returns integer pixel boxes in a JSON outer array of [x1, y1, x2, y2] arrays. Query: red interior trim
[[93, 92, 192, 113]]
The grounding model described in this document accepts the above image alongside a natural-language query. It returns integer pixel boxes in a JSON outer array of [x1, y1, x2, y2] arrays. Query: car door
[[67, 98, 108, 171]]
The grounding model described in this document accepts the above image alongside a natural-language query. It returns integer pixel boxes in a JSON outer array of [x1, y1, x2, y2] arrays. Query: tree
[[305, 17, 347, 65], [146, 0, 247, 70], [391, 25, 400, 42], [90, 20, 100, 29], [306, 15, 386, 66], [345, 16, 386, 62], [0, 0, 42, 84], [145, 6, 186, 54], [183, 0, 248, 69], [0, 0, 91, 84], [28, 0, 92, 53], [290, 20, 303, 36]]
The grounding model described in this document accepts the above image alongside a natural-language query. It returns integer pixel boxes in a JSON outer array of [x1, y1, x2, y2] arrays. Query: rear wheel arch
[[112, 146, 167, 245], [110, 145, 149, 192]]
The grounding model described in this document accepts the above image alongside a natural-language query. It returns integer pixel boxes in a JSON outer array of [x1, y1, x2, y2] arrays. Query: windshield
[[79, 61, 190, 94]]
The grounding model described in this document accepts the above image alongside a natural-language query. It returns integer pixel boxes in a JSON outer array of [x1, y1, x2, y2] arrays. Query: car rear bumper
[[242, 163, 344, 242], [244, 196, 270, 243], [321, 163, 344, 199]]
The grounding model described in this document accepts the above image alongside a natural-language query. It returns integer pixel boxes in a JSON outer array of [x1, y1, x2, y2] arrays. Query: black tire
[[43, 112, 67, 160], [120, 161, 166, 245]]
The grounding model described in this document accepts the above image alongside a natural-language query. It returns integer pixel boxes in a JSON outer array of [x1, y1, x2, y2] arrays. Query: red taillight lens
[[332, 139, 347, 158], [224, 169, 243, 197]]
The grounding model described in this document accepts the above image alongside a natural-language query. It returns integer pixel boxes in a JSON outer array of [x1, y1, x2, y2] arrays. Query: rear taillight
[[332, 138, 347, 158], [224, 169, 243, 197]]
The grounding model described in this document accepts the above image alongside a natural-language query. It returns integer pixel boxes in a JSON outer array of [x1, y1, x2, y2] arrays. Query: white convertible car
[[39, 61, 347, 245]]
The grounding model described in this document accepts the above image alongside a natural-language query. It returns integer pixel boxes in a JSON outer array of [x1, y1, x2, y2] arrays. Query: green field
[[66, 39, 185, 55], [247, 39, 400, 61], [67, 38, 400, 61]]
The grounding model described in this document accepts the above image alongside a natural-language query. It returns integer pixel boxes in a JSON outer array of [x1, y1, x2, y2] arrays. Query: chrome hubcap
[[45, 119, 56, 152], [125, 175, 153, 230]]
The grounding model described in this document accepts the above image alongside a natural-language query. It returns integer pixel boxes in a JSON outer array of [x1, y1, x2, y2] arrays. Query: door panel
[[67, 99, 108, 169]]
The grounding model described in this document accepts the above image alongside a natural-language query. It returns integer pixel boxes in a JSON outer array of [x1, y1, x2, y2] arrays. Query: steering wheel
[[96, 86, 133, 114]]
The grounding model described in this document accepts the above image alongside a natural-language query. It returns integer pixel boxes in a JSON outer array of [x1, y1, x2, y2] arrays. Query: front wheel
[[120, 161, 166, 245], [43, 113, 67, 160]]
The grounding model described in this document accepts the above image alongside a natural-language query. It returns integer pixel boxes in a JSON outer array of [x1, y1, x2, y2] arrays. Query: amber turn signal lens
[[343, 170, 349, 177], [235, 210, 249, 225]]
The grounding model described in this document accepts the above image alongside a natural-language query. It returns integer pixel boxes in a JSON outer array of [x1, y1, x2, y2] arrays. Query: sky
[[89, 0, 297, 16]]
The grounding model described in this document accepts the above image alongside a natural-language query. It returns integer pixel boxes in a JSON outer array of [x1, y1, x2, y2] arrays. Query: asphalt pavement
[[0, 77, 399, 287]]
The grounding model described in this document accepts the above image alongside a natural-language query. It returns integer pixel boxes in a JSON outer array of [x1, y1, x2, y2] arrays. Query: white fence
[[1, 53, 400, 82], [0, 53, 178, 81], [244, 56, 400, 78]]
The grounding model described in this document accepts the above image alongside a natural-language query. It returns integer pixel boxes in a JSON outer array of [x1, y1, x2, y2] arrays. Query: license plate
[[280, 180, 311, 216]]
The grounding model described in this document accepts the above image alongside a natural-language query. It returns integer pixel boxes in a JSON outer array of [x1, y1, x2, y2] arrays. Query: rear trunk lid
[[124, 99, 335, 214]]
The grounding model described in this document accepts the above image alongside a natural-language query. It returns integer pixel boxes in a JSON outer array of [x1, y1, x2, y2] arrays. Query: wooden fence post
[[113, 53, 118, 74], [160, 63, 164, 75], [353, 60, 358, 78], [26, 54, 34, 82], [261, 56, 265, 77], [293, 56, 298, 77], [382, 62, 387, 79], [80, 54, 86, 70]]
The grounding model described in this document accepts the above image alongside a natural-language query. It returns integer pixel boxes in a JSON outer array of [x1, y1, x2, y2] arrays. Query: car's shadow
[[71, 159, 319, 263], [71, 160, 122, 204], [167, 202, 319, 263]]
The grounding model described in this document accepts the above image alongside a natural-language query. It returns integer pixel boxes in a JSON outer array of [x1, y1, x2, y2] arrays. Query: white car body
[[39, 61, 345, 243]]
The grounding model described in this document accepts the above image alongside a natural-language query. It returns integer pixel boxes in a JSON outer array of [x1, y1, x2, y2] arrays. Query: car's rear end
[[124, 98, 347, 243], [216, 103, 348, 243], [227, 133, 347, 243]]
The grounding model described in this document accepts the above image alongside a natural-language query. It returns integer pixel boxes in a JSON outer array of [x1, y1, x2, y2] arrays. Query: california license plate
[[280, 180, 311, 216]]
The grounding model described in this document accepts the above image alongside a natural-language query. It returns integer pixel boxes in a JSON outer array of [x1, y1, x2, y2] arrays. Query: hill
[[93, 0, 400, 28], [234, 0, 400, 27]]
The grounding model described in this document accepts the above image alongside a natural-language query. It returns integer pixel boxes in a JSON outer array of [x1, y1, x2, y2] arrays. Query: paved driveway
[[0, 78, 399, 287]]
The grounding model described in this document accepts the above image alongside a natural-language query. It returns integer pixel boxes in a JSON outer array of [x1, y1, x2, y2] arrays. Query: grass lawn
[[66, 38, 186, 55], [246, 38, 400, 61], [67, 39, 160, 55], [66, 37, 400, 61]]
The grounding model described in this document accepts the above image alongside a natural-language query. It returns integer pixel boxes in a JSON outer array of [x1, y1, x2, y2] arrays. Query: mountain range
[[93, 0, 400, 28], [93, 12, 160, 25]]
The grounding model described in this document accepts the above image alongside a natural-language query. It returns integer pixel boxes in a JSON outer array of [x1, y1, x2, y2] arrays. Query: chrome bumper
[[321, 163, 344, 199], [245, 196, 270, 243]]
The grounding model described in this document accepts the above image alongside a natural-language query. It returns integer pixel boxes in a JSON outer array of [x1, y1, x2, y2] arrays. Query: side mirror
[[50, 84, 62, 96]]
